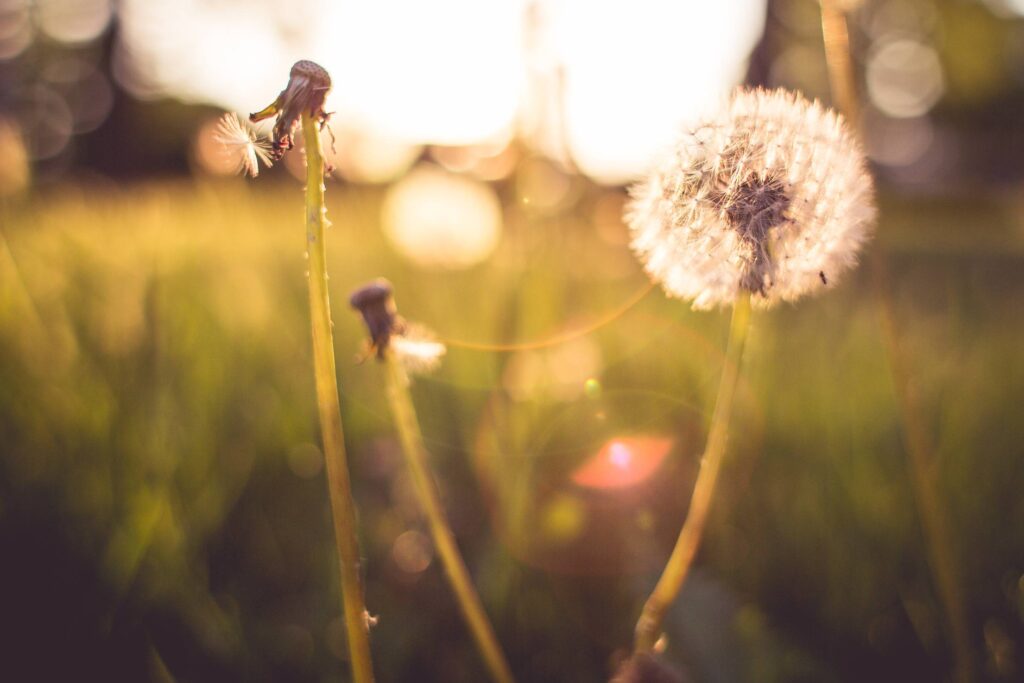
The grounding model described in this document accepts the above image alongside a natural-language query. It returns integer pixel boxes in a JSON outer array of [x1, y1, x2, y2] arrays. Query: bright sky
[[117, 0, 765, 184]]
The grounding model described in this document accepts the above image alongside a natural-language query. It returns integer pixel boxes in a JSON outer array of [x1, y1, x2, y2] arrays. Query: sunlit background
[[2, 1, 1024, 681]]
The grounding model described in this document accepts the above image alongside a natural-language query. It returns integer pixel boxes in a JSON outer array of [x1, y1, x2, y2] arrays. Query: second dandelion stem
[[383, 352, 516, 683], [634, 292, 752, 654]]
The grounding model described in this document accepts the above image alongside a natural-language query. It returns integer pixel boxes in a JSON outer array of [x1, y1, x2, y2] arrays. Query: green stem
[[383, 352, 516, 683], [634, 292, 752, 653], [301, 112, 376, 683]]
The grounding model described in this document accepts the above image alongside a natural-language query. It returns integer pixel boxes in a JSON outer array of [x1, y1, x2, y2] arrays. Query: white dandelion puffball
[[626, 88, 876, 309]]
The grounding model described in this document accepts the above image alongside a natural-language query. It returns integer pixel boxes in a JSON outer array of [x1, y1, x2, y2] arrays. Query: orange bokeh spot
[[570, 436, 673, 490]]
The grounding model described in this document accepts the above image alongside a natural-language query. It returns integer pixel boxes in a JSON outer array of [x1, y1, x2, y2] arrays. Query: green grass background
[[1, 177, 1021, 682]]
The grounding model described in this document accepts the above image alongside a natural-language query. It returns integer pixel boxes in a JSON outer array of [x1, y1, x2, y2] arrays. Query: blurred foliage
[[1, 177, 1022, 682]]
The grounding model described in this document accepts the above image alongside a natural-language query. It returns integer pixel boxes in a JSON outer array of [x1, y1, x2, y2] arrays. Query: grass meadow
[[1, 177, 1022, 681]]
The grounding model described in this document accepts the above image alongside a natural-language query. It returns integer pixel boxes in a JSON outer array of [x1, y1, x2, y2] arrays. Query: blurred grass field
[[1, 177, 1023, 682]]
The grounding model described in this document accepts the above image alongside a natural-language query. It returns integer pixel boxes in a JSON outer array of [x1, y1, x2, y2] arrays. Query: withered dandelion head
[[350, 279, 399, 357], [250, 59, 332, 160], [349, 279, 446, 373], [214, 112, 272, 177], [626, 88, 876, 309]]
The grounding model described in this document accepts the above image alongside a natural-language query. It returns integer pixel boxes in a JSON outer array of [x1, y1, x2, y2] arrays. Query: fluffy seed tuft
[[391, 325, 447, 375], [214, 113, 272, 177], [626, 88, 876, 309]]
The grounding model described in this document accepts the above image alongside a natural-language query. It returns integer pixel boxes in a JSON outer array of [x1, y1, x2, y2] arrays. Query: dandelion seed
[[626, 88, 876, 309], [250, 60, 332, 160], [391, 325, 447, 375], [213, 112, 272, 177]]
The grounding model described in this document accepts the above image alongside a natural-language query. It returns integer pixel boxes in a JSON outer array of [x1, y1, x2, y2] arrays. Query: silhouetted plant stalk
[[249, 61, 375, 683], [634, 291, 751, 653], [818, 5, 975, 680], [624, 87, 876, 654], [350, 281, 515, 683], [384, 354, 515, 683], [301, 111, 375, 683]]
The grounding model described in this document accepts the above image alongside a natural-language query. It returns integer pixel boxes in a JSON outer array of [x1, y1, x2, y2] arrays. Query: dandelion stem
[[301, 111, 376, 683], [382, 351, 516, 683], [634, 292, 752, 654], [819, 0, 860, 125], [818, 5, 974, 680]]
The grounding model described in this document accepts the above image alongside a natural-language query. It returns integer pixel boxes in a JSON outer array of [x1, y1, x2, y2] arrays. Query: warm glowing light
[[382, 163, 503, 269], [320, 0, 524, 144], [608, 442, 632, 469], [43, 58, 114, 134], [0, 119, 30, 196], [115, 0, 764, 183], [501, 338, 602, 401], [392, 529, 433, 574], [0, 6, 33, 60], [430, 140, 519, 181], [541, 494, 586, 542], [547, 0, 766, 183], [866, 38, 944, 118], [38, 0, 113, 44], [571, 436, 673, 490], [517, 156, 573, 212], [326, 124, 422, 184], [862, 107, 934, 167]]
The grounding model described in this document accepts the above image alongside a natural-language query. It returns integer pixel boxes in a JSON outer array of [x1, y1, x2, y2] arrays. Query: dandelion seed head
[[626, 88, 876, 309], [349, 280, 445, 373], [213, 112, 272, 177]]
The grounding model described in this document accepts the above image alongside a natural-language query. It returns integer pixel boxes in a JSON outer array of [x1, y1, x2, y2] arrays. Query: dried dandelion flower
[[626, 88, 875, 309], [250, 59, 332, 160], [214, 112, 272, 177], [349, 279, 446, 374], [350, 279, 398, 357]]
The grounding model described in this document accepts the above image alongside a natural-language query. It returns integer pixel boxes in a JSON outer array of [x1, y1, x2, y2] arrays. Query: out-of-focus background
[[1, 0, 1023, 681]]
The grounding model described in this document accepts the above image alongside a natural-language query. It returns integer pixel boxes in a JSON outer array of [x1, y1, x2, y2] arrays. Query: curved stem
[[634, 292, 752, 653], [383, 352, 516, 683], [301, 112, 376, 683]]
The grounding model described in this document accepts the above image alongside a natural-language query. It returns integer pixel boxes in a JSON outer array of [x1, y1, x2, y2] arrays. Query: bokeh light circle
[[37, 0, 113, 44], [866, 38, 945, 118], [382, 163, 502, 269]]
